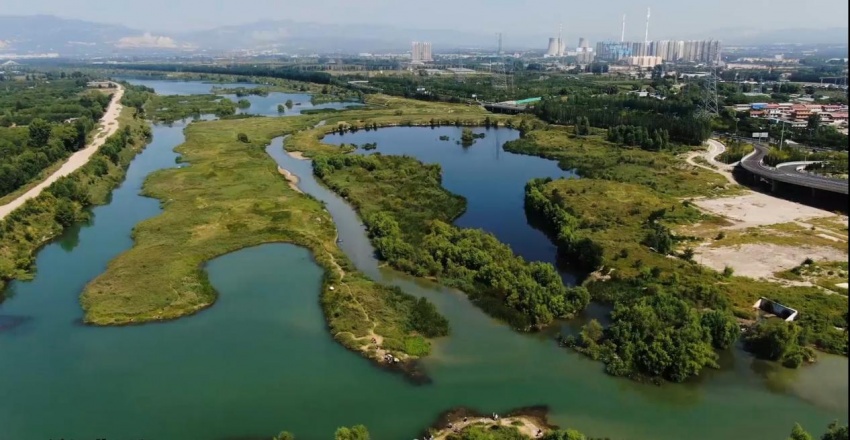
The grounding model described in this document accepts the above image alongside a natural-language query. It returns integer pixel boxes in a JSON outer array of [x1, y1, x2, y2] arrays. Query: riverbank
[[516, 130, 848, 361], [0, 82, 125, 220], [0, 98, 150, 293], [424, 406, 557, 440], [312, 152, 589, 329], [80, 115, 449, 375], [283, 94, 533, 157]]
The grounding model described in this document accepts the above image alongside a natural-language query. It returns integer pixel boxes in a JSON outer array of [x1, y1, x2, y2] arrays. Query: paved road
[[0, 83, 125, 219], [737, 140, 849, 195]]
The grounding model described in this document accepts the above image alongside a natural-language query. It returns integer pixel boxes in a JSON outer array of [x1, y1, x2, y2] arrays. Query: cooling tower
[[546, 38, 560, 56]]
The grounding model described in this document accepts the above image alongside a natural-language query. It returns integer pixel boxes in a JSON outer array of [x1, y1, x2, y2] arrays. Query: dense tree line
[[524, 178, 604, 271], [534, 95, 712, 145], [0, 105, 152, 289], [0, 77, 110, 127], [0, 116, 96, 197], [0, 76, 116, 197], [313, 154, 589, 330], [606, 125, 671, 151], [564, 289, 738, 383], [108, 63, 335, 85], [743, 319, 817, 368]]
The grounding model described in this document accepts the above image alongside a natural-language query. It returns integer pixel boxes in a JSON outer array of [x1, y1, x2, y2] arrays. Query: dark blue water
[[323, 126, 578, 283], [121, 78, 361, 116]]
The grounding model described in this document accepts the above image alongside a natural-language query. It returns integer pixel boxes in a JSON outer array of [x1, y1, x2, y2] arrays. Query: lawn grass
[[80, 114, 443, 361]]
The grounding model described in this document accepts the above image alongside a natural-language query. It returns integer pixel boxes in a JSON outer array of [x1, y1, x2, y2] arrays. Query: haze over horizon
[[2, 0, 848, 42]]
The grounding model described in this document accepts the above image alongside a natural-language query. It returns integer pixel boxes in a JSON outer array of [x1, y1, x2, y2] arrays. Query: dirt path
[[685, 139, 738, 185], [0, 83, 125, 220], [284, 134, 396, 361]]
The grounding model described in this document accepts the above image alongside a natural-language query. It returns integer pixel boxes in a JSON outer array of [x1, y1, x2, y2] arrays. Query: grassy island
[[80, 111, 448, 367]]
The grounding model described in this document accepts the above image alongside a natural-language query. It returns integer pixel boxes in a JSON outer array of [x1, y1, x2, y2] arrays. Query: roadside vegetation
[[504, 126, 733, 197], [716, 137, 755, 164], [80, 113, 449, 363], [0, 73, 115, 199], [0, 90, 152, 293]]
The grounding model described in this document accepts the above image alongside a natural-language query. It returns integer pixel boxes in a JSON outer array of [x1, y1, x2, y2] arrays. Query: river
[[116, 77, 361, 116], [0, 80, 846, 440]]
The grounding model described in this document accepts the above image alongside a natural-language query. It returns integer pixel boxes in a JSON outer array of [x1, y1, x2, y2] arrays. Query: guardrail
[[737, 141, 849, 195]]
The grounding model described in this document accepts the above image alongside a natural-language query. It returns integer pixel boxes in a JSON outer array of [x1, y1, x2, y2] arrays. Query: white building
[[411, 41, 433, 63]]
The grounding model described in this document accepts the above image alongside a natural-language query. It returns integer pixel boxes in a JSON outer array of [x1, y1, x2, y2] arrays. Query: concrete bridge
[[738, 142, 849, 196]]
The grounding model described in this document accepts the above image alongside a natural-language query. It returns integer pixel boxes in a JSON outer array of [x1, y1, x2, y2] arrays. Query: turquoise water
[[0, 81, 846, 440]]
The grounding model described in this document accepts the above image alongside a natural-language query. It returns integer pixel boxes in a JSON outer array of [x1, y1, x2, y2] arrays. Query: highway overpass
[[738, 142, 849, 195]]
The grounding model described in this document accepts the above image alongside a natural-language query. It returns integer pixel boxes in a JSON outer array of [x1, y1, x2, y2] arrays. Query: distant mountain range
[[0, 15, 846, 57]]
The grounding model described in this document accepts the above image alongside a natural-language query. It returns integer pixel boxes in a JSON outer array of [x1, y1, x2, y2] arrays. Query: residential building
[[411, 41, 433, 63]]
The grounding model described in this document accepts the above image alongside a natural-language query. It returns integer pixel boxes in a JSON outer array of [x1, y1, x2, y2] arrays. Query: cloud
[[0, 40, 9, 49], [115, 33, 179, 48]]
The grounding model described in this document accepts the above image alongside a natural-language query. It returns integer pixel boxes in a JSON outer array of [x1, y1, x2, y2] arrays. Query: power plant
[[544, 24, 565, 57]]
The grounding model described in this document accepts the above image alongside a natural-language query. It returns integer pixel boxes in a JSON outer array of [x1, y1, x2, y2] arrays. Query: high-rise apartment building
[[595, 39, 720, 63], [411, 41, 433, 63]]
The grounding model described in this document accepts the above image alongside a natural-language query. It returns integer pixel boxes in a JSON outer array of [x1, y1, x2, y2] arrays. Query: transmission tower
[[492, 33, 509, 94], [700, 63, 720, 117]]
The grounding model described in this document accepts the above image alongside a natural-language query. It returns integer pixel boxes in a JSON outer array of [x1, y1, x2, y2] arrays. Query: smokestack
[[644, 7, 651, 46], [621, 14, 626, 43], [558, 23, 564, 56]]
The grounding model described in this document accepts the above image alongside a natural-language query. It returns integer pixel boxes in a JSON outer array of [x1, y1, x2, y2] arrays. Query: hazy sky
[[1, 0, 848, 39]]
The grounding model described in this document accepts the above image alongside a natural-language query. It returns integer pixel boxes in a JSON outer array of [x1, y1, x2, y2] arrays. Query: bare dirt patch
[[692, 192, 836, 230], [695, 243, 847, 280]]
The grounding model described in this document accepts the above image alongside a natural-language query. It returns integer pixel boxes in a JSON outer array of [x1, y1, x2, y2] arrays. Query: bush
[[236, 133, 249, 143]]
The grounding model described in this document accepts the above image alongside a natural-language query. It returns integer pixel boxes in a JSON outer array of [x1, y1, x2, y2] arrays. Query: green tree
[[54, 199, 77, 227], [409, 296, 450, 337], [821, 421, 849, 440], [237, 133, 250, 143], [700, 310, 739, 349], [543, 429, 586, 440], [605, 290, 717, 382], [789, 423, 814, 440], [334, 425, 369, 440], [807, 113, 821, 131], [273, 432, 295, 440], [285, 99, 294, 108], [28, 118, 52, 147], [743, 319, 800, 361]]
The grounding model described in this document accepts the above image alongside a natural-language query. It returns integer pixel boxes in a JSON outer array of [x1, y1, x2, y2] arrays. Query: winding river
[[0, 80, 846, 440]]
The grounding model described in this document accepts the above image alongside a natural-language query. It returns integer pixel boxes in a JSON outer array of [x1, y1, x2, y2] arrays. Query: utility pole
[[778, 120, 786, 151]]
